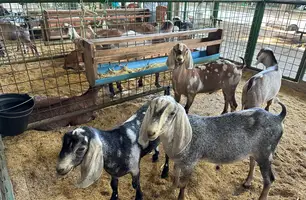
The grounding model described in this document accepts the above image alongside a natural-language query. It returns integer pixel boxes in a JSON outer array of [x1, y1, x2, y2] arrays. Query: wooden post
[[83, 39, 97, 87]]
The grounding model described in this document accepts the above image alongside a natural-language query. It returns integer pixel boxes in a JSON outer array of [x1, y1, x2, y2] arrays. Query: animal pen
[[0, 0, 305, 199]]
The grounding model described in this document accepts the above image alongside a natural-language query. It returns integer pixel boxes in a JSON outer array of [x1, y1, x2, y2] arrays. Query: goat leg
[[29, 42, 39, 57], [110, 177, 119, 200], [155, 73, 161, 88], [132, 173, 143, 200], [243, 156, 256, 188], [258, 159, 275, 200], [265, 99, 273, 111], [116, 82, 123, 93], [109, 83, 116, 97], [174, 93, 181, 103], [230, 91, 238, 112], [152, 146, 159, 162], [185, 94, 196, 114], [177, 165, 194, 200], [221, 91, 229, 114], [161, 154, 169, 178], [138, 77, 144, 87], [178, 187, 186, 200]]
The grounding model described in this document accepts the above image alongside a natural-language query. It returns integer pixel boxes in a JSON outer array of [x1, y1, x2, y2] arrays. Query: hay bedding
[[3, 72, 306, 200]]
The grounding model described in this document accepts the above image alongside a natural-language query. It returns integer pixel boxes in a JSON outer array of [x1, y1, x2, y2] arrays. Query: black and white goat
[[56, 104, 166, 200], [167, 43, 245, 114], [139, 96, 286, 200], [172, 16, 193, 31], [241, 47, 282, 111]]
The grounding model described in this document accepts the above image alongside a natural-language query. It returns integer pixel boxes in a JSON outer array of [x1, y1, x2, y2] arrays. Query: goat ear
[[138, 105, 151, 149], [184, 47, 194, 69], [168, 103, 192, 157], [76, 135, 104, 188], [166, 48, 176, 69]]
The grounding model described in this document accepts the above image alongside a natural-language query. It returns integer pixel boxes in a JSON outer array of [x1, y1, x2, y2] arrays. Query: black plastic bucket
[[0, 93, 35, 137]]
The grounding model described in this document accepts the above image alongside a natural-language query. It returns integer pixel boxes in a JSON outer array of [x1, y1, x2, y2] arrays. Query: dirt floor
[[2, 71, 306, 200]]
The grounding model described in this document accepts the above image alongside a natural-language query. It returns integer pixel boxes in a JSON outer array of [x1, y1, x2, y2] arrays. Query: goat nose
[[177, 57, 182, 61], [148, 130, 156, 137], [56, 168, 65, 175]]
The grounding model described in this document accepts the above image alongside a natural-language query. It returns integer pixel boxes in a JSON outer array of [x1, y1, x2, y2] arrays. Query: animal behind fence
[[166, 43, 245, 114], [56, 103, 169, 200], [138, 96, 286, 200], [0, 20, 39, 57]]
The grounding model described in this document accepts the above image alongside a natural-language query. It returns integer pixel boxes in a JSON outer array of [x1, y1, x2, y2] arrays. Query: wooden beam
[[46, 15, 151, 23], [95, 39, 222, 63], [83, 39, 97, 87], [90, 28, 219, 45], [44, 8, 149, 16]]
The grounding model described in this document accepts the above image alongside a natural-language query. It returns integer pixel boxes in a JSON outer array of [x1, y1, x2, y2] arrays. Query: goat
[[63, 23, 123, 97], [56, 104, 166, 200], [0, 20, 39, 57], [138, 95, 286, 200], [167, 43, 245, 114], [28, 85, 104, 131], [172, 16, 193, 31], [172, 17, 193, 40], [241, 47, 282, 111]]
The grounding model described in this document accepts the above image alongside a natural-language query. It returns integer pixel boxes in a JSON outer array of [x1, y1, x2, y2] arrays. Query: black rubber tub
[[0, 93, 35, 137]]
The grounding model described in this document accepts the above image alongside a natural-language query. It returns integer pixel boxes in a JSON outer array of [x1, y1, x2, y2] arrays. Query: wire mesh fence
[[0, 1, 305, 127], [252, 3, 306, 81]]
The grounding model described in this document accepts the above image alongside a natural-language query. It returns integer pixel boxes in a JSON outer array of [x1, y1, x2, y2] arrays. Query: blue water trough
[[95, 50, 220, 86]]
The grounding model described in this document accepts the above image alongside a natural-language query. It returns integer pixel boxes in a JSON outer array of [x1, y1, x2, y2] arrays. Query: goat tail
[[273, 98, 287, 121], [238, 56, 246, 69], [246, 76, 256, 92]]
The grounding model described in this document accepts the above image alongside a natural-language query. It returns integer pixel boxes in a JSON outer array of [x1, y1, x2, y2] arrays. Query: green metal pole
[[245, 1, 265, 67], [167, 2, 172, 21], [212, 1, 220, 27], [296, 48, 306, 82], [183, 2, 187, 21], [0, 136, 15, 200]]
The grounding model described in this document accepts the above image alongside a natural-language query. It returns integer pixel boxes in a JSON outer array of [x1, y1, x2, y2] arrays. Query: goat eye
[[170, 112, 175, 116], [76, 147, 86, 154]]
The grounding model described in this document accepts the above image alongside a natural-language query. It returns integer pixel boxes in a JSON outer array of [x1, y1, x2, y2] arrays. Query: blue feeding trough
[[95, 50, 220, 86]]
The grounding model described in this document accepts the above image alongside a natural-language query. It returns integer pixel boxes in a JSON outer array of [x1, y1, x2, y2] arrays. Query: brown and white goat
[[166, 43, 245, 114], [241, 47, 282, 111]]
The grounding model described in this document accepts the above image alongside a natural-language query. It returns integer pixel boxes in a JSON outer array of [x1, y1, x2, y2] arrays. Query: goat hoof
[[155, 83, 161, 88], [242, 182, 252, 189], [135, 191, 143, 200], [110, 193, 118, 200], [152, 154, 159, 163], [161, 168, 169, 179]]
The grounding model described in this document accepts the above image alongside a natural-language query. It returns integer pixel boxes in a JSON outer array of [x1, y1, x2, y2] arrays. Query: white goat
[[167, 43, 245, 114], [241, 47, 282, 111], [138, 96, 286, 200]]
